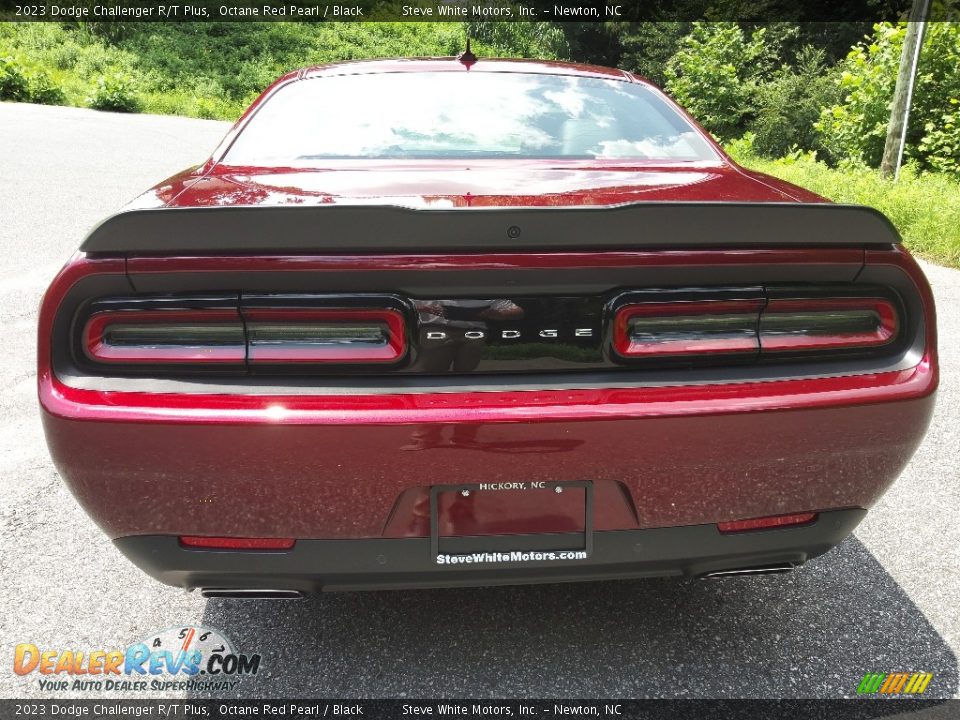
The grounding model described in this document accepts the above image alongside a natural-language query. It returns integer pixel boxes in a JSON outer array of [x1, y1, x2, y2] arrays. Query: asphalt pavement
[[0, 102, 957, 701]]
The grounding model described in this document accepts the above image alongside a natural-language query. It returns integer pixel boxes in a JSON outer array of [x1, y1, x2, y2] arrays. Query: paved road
[[1, 102, 958, 701]]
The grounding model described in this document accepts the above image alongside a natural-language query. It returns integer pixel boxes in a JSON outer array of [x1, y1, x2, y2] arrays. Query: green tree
[[748, 46, 842, 157], [617, 22, 690, 85], [664, 22, 776, 140], [816, 22, 960, 172]]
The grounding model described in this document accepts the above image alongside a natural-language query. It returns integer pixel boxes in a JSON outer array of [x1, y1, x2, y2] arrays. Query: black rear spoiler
[[80, 202, 902, 255]]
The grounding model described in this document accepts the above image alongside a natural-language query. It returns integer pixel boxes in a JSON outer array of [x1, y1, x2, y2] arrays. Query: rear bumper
[[115, 508, 866, 592], [43, 383, 934, 541]]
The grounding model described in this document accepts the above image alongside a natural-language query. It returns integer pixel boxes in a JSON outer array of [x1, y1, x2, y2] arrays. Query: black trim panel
[[52, 261, 925, 395], [81, 202, 901, 254], [68, 284, 913, 378], [114, 509, 865, 592]]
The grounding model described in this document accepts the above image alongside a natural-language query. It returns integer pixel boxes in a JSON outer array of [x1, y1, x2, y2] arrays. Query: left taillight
[[83, 309, 246, 365], [80, 295, 409, 370]]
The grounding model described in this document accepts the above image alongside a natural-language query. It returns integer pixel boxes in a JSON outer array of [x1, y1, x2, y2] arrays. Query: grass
[[734, 151, 960, 268]]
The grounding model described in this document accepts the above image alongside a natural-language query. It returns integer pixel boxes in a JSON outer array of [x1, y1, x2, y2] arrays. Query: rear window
[[224, 71, 718, 164]]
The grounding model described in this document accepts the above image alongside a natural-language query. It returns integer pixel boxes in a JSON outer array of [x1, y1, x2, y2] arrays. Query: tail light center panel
[[71, 285, 908, 378]]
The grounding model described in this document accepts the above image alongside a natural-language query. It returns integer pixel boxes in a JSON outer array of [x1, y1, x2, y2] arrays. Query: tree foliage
[[750, 46, 842, 157], [664, 22, 776, 140], [816, 22, 960, 172]]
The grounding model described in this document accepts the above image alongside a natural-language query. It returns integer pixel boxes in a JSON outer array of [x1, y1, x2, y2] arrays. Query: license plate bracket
[[429, 481, 594, 560]]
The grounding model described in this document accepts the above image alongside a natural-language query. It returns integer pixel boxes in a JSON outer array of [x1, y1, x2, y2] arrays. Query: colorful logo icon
[[856, 672, 933, 695]]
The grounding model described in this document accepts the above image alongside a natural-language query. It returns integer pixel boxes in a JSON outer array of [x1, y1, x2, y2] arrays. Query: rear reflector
[[613, 299, 764, 358], [84, 310, 245, 364], [759, 297, 898, 352], [244, 308, 406, 364], [179, 536, 296, 550], [717, 512, 818, 534]]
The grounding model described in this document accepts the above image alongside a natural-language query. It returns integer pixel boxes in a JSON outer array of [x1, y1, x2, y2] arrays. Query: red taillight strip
[[613, 299, 764, 358], [718, 512, 818, 533], [759, 297, 898, 352], [84, 310, 246, 364], [179, 536, 295, 550], [244, 308, 406, 364]]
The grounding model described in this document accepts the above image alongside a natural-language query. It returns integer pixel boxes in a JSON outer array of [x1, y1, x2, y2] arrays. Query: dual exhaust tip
[[702, 562, 796, 578], [201, 588, 303, 599]]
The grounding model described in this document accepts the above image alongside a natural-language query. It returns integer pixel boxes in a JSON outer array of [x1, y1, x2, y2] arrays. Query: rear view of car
[[38, 59, 937, 596]]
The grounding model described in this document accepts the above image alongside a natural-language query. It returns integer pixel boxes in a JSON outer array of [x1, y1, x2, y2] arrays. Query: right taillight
[[759, 297, 899, 352], [611, 288, 901, 363]]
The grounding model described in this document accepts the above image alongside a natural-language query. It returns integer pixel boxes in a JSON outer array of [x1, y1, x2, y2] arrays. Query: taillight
[[179, 536, 295, 550], [759, 297, 898, 352], [612, 288, 901, 363], [244, 308, 406, 364], [613, 298, 764, 359], [80, 296, 408, 369], [83, 310, 245, 364], [717, 512, 818, 533]]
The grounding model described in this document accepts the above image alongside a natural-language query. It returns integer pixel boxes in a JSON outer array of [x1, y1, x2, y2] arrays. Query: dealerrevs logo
[[13, 626, 261, 693]]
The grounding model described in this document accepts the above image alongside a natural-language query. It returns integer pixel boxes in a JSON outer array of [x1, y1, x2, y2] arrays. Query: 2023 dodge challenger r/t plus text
[[38, 58, 937, 597]]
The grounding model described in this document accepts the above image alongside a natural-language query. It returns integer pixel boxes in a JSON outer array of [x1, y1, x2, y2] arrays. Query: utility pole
[[880, 0, 931, 180]]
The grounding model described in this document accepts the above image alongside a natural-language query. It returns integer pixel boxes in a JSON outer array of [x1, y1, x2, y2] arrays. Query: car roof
[[290, 57, 636, 83]]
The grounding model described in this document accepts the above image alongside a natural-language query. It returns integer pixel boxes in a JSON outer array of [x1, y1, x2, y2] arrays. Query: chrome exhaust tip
[[201, 588, 304, 599], [702, 562, 796, 578]]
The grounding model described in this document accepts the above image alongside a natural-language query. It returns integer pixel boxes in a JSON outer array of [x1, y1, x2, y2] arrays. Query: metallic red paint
[[39, 248, 937, 542], [36, 61, 938, 568], [157, 164, 804, 209], [42, 395, 933, 540]]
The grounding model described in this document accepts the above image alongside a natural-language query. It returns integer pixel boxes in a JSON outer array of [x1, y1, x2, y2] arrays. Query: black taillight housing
[[76, 286, 906, 376], [84, 309, 247, 365], [244, 308, 406, 364], [758, 296, 899, 353], [610, 286, 903, 364], [82, 295, 247, 367], [79, 294, 409, 372], [612, 289, 765, 360]]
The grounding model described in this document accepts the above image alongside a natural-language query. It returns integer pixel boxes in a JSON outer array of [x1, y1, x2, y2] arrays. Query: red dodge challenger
[[39, 58, 938, 597]]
